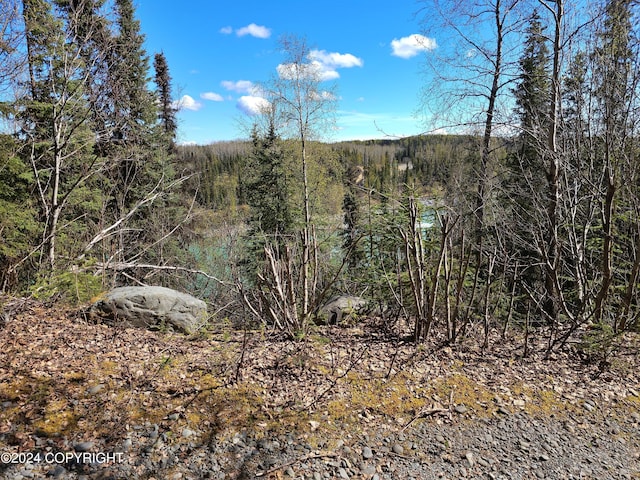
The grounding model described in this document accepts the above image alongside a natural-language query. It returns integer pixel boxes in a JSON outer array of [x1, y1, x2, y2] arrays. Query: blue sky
[[135, 0, 436, 144]]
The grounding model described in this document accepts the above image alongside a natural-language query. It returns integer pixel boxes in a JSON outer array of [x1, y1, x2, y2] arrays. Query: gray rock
[[46, 465, 67, 477], [87, 384, 104, 395], [318, 295, 367, 325], [362, 446, 373, 459], [465, 451, 474, 467], [91, 286, 207, 334], [121, 438, 132, 452], [73, 441, 94, 452], [392, 444, 404, 455]]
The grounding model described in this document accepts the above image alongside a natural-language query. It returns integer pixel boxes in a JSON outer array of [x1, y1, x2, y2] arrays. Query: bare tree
[[419, 0, 524, 342], [261, 35, 338, 330], [0, 0, 24, 95]]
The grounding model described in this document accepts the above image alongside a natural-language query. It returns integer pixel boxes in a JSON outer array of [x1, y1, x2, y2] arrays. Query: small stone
[[47, 465, 67, 477], [121, 438, 132, 452], [392, 444, 404, 455], [285, 467, 295, 477], [338, 467, 350, 479], [73, 441, 94, 452], [361, 465, 376, 475], [87, 384, 104, 395], [168, 413, 180, 420], [182, 428, 196, 438], [436, 435, 446, 444], [455, 404, 468, 414], [540, 454, 550, 461], [362, 446, 373, 459], [497, 407, 510, 415], [465, 451, 475, 467]]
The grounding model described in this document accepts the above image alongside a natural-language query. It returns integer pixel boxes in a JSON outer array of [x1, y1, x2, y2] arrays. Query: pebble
[[46, 465, 67, 477], [455, 404, 468, 414], [73, 441, 94, 452], [2, 403, 637, 480], [465, 451, 474, 467], [87, 384, 104, 394], [121, 438, 132, 451]]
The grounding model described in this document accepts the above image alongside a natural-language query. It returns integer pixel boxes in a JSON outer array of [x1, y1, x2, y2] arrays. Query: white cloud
[[236, 23, 271, 39], [276, 49, 363, 82], [308, 50, 364, 69], [391, 34, 437, 59], [201, 92, 224, 102], [174, 94, 202, 111], [237, 95, 271, 115], [219, 26, 233, 35], [221, 80, 256, 94]]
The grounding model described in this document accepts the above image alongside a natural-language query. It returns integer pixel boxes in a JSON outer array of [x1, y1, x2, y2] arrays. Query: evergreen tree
[[504, 9, 552, 322], [0, 135, 38, 289], [591, 0, 637, 327], [513, 9, 551, 166], [110, 0, 156, 143], [243, 122, 293, 278], [20, 0, 100, 272], [153, 51, 177, 145]]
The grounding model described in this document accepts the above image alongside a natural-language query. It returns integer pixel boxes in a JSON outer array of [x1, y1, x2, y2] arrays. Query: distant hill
[[177, 134, 506, 210]]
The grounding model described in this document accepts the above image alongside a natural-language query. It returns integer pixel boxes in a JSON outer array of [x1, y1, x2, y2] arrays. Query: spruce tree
[[243, 122, 293, 278], [505, 9, 552, 322], [153, 52, 177, 145], [20, 0, 100, 272]]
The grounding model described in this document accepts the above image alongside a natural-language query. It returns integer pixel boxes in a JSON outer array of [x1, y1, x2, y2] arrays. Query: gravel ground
[[2, 406, 638, 479], [1, 301, 639, 479]]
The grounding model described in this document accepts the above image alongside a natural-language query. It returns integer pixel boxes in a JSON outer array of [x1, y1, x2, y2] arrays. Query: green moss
[[33, 399, 78, 436]]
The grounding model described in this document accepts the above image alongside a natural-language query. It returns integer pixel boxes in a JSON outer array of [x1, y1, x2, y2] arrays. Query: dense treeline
[[0, 0, 192, 297], [177, 134, 486, 210]]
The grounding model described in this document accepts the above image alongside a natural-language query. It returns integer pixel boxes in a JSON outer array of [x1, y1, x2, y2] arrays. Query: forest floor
[[0, 298, 639, 479]]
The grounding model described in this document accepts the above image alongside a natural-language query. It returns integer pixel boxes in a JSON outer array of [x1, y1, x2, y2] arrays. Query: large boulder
[[317, 295, 367, 325], [91, 286, 207, 334]]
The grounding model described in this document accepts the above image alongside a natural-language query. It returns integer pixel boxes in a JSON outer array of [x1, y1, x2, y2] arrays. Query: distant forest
[[178, 135, 488, 213]]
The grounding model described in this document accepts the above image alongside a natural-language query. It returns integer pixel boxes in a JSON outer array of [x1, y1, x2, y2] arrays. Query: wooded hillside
[[1, 0, 639, 364]]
